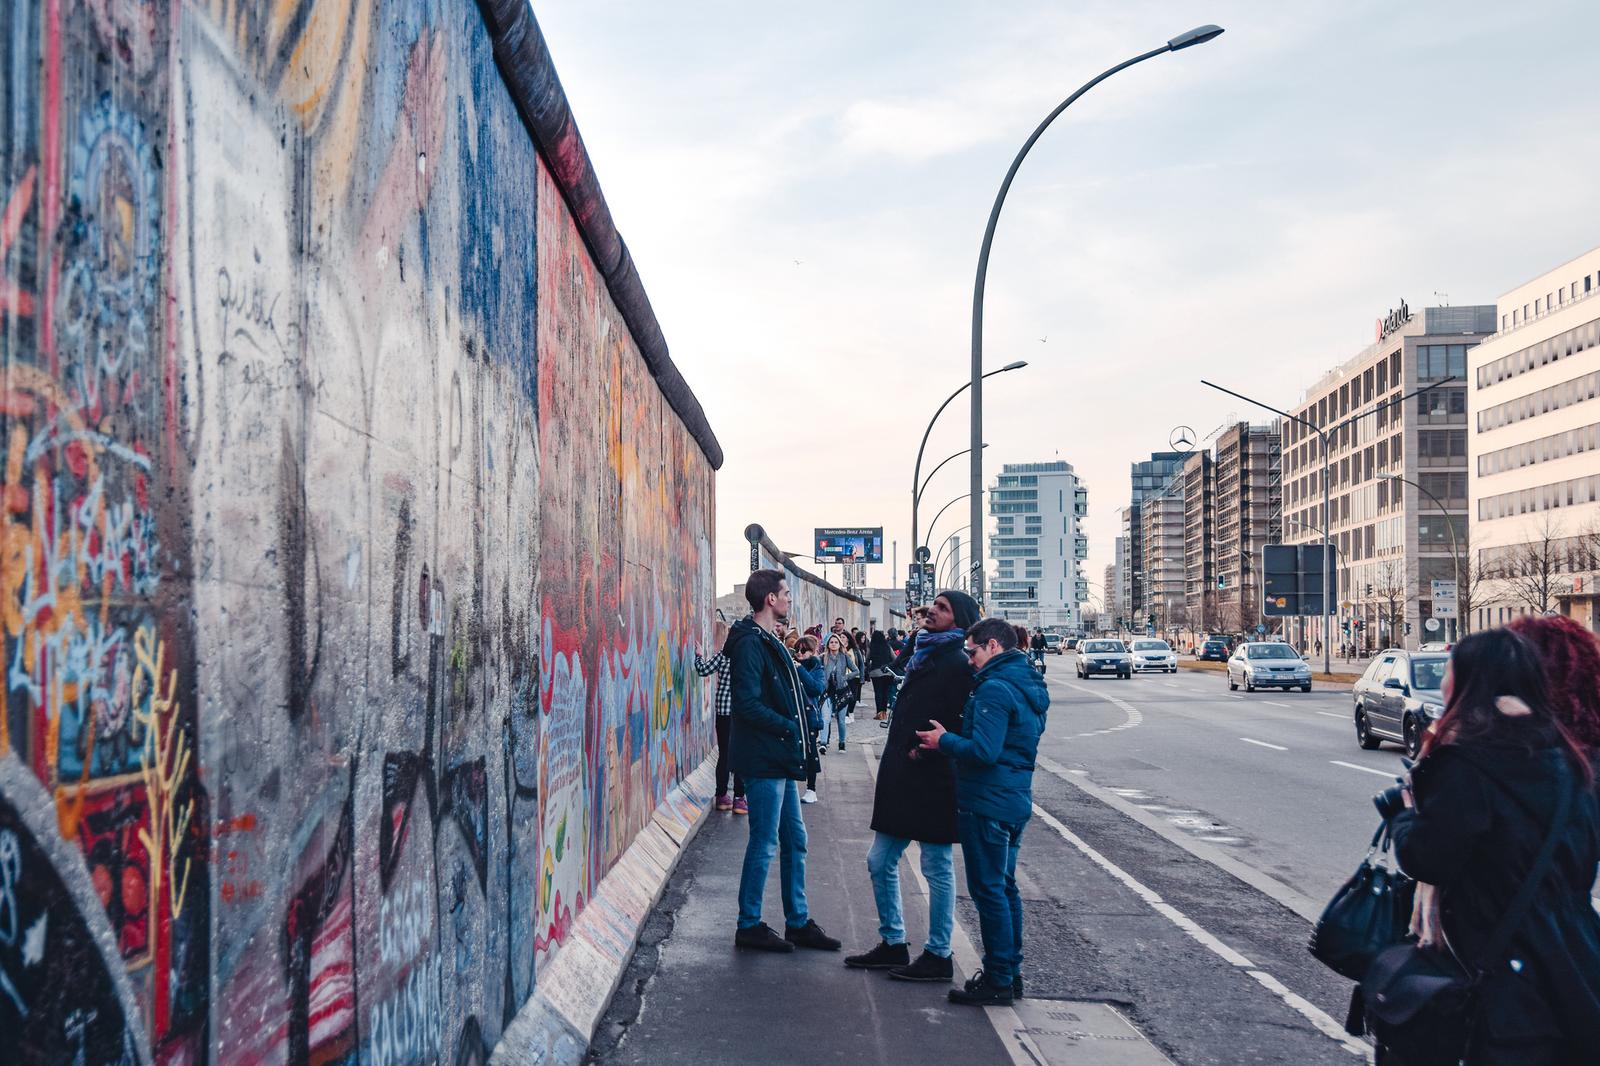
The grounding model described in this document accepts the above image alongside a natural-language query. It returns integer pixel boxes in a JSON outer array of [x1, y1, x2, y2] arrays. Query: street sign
[[1263, 544, 1330, 616], [1255, 624, 1266, 634], [1430, 579, 1458, 619], [915, 545, 931, 563]]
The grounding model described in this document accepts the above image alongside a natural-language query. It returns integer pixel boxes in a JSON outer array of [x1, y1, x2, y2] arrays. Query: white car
[[1130, 638, 1177, 673], [1227, 641, 1313, 693], [1076, 639, 1132, 679]]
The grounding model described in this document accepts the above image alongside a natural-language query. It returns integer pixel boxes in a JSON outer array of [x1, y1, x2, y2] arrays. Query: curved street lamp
[[912, 367, 1025, 596], [969, 25, 1226, 609], [1380, 472, 1463, 640], [918, 444, 988, 509]]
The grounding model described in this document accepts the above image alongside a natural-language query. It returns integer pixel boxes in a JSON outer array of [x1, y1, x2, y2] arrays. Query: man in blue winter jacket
[[916, 616, 1049, 1006]]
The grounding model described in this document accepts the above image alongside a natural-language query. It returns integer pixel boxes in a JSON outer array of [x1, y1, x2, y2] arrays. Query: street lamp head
[[1000, 360, 1028, 372], [1168, 25, 1224, 51]]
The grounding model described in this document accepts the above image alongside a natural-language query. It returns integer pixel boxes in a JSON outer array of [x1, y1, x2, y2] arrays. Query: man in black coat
[[844, 590, 978, 984], [727, 569, 841, 954]]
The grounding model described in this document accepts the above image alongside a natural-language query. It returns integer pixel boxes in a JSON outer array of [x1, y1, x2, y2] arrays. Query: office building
[[1281, 303, 1493, 650], [1469, 246, 1600, 631], [988, 461, 1089, 626], [1141, 487, 1187, 630]]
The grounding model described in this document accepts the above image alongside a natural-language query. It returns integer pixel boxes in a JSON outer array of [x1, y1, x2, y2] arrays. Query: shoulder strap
[[1459, 757, 1575, 976]]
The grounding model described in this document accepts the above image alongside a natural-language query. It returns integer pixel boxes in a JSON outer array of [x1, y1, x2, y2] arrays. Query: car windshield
[[1132, 640, 1169, 651], [1246, 644, 1298, 660], [1410, 657, 1447, 691], [1083, 641, 1124, 654]]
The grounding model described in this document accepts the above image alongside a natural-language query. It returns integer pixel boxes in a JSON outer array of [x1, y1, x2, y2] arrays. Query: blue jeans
[[822, 695, 848, 746], [867, 832, 953, 957], [957, 811, 1026, 985], [737, 777, 809, 930]]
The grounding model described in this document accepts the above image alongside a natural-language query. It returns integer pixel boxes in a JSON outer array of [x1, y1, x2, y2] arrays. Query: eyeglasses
[[963, 647, 979, 659]]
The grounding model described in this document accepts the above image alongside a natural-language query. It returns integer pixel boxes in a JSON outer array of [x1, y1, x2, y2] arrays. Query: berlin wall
[[0, 2, 719, 1063]]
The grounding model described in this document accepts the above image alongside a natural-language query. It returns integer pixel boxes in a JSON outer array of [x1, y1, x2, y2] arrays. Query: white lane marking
[[1263, 700, 1290, 708], [1029, 803, 1368, 1057], [861, 744, 1043, 1065], [1225, 694, 1245, 701], [1330, 760, 1397, 779], [1240, 738, 1288, 751], [1061, 681, 1145, 739], [1316, 712, 1346, 719], [1037, 755, 1324, 923]]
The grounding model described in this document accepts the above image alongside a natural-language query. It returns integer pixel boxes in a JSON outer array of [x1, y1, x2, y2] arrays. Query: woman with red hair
[[1509, 613, 1600, 756]]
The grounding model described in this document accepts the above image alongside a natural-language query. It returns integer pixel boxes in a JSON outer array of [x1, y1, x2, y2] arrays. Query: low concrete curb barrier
[[491, 758, 718, 1065]]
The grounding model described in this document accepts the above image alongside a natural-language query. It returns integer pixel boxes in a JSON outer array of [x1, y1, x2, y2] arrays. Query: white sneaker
[[846, 713, 855, 722], [801, 789, 818, 804]]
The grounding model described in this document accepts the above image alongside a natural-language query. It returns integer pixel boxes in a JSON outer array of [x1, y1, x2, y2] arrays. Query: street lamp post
[[1201, 376, 1456, 677], [970, 25, 1225, 611], [919, 445, 988, 511], [1380, 472, 1463, 641], [912, 367, 1025, 604]]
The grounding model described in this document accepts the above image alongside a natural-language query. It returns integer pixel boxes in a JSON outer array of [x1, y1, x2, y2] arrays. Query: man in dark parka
[[843, 591, 978, 983]]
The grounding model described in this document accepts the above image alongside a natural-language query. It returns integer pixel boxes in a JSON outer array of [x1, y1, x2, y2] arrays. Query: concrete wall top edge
[[476, 0, 724, 470]]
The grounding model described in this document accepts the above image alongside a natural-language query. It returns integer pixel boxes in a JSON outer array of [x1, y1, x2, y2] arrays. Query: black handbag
[[1309, 820, 1415, 980], [1359, 763, 1575, 1065]]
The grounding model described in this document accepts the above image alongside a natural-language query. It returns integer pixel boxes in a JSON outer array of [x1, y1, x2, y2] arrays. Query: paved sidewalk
[[588, 727, 1016, 1065]]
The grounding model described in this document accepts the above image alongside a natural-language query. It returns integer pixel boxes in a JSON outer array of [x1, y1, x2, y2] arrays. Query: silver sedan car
[[1130, 638, 1177, 673], [1227, 641, 1313, 692]]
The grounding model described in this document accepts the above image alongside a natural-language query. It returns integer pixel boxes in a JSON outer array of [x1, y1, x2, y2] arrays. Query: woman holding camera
[[1383, 628, 1600, 1064]]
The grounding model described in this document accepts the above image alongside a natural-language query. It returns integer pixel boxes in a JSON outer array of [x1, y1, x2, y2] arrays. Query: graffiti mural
[[0, 0, 716, 1062]]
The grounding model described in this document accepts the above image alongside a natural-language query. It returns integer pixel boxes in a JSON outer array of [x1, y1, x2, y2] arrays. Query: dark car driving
[[1351, 649, 1447, 758], [1197, 638, 1229, 662]]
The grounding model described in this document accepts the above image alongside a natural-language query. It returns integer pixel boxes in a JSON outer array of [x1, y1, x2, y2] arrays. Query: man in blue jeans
[[725, 569, 841, 953], [917, 616, 1049, 1005]]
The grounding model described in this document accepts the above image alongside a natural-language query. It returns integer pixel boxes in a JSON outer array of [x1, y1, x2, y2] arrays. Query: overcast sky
[[532, 0, 1600, 602]]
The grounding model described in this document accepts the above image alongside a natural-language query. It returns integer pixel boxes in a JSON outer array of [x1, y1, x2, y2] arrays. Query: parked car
[[1130, 638, 1177, 673], [1197, 638, 1230, 662], [1227, 642, 1313, 692], [1351, 649, 1448, 758], [1064, 637, 1081, 652], [1043, 632, 1065, 654], [1076, 639, 1132, 679]]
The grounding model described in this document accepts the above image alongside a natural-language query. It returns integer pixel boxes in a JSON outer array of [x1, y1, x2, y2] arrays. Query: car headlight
[[1422, 702, 1444, 720]]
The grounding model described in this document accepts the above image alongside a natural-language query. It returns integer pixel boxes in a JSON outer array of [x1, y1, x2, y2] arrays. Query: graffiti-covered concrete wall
[[0, 2, 717, 1064]]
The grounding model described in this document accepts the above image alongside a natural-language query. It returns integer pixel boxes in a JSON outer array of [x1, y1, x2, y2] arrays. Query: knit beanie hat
[[937, 590, 981, 631]]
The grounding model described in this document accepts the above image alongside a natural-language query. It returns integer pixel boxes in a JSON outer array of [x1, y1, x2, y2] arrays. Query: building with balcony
[[1182, 451, 1216, 629], [1281, 303, 1493, 650], [987, 460, 1089, 626], [1469, 245, 1600, 632], [1121, 452, 1186, 620], [1213, 423, 1283, 633], [1140, 486, 1187, 632]]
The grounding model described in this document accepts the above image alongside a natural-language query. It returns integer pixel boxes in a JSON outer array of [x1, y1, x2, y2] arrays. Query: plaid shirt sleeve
[[694, 652, 734, 717]]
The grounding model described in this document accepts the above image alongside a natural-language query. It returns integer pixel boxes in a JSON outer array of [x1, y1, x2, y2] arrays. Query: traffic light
[[1115, 616, 1124, 629], [1365, 583, 1373, 596], [1355, 620, 1365, 631], [1404, 622, 1412, 635], [1341, 619, 1350, 633], [1146, 614, 1155, 628]]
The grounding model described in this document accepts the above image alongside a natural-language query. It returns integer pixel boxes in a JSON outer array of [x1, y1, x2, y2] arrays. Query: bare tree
[[1499, 514, 1570, 615], [1452, 532, 1490, 637], [1373, 558, 1407, 649]]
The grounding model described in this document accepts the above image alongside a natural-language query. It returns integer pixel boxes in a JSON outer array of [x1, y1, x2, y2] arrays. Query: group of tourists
[[702, 571, 1049, 1007]]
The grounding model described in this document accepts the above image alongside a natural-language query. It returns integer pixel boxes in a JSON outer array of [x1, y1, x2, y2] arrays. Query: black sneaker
[[844, 940, 910, 970], [1013, 973, 1024, 999], [734, 922, 795, 953], [947, 969, 1015, 1006], [784, 919, 842, 951], [887, 950, 954, 983], [838, 743, 845, 752]]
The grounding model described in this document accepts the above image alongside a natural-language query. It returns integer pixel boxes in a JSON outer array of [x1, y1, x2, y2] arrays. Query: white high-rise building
[[988, 461, 1089, 627], [1469, 245, 1600, 631]]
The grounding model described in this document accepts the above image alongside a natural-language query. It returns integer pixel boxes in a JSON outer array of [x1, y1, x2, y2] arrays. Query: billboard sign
[[815, 527, 883, 563], [1262, 544, 1331, 617]]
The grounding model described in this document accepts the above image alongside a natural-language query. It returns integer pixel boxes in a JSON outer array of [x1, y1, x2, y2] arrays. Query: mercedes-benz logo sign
[[1169, 425, 1197, 453]]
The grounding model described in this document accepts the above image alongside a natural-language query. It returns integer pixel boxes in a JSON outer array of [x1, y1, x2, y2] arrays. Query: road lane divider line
[[1317, 712, 1346, 719], [1330, 760, 1397, 779], [1263, 700, 1291, 708], [1028, 802, 1368, 1057], [860, 744, 1046, 1066], [1240, 738, 1288, 751], [1036, 755, 1323, 923], [1058, 680, 1144, 739]]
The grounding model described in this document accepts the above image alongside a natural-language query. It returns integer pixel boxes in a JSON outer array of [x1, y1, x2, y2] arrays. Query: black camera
[[1372, 759, 1414, 820]]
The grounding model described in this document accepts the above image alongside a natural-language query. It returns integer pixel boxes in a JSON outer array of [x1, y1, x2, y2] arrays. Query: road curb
[[491, 756, 718, 1066]]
